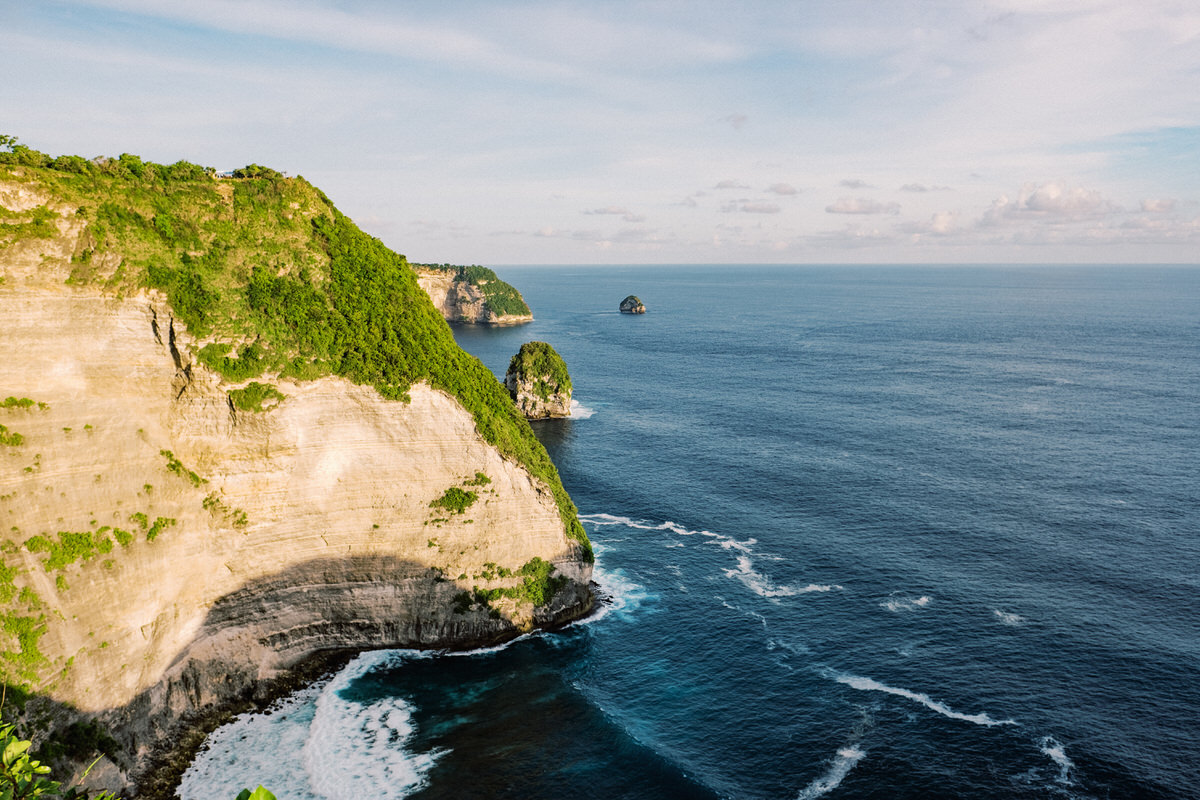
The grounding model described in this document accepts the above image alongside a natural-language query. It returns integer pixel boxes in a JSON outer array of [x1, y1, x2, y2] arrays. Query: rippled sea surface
[[182, 265, 1200, 799]]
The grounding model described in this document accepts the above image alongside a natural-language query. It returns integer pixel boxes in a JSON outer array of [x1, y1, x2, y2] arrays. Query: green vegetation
[[429, 487, 477, 515], [463, 471, 491, 487], [453, 557, 568, 615], [145, 517, 175, 543], [227, 382, 284, 412], [0, 722, 120, 800], [0, 427, 23, 447], [0, 138, 588, 558], [415, 264, 531, 318], [24, 532, 113, 572], [0, 399, 38, 410], [507, 341, 572, 401], [160, 450, 205, 488]]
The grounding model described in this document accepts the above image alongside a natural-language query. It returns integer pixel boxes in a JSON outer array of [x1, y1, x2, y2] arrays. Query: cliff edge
[[0, 148, 590, 796], [414, 264, 533, 325]]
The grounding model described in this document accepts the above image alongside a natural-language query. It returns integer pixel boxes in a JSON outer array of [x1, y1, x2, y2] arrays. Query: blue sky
[[2, 0, 1197, 264]]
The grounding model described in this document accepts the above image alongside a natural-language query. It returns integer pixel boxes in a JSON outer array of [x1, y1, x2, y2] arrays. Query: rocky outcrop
[[0, 176, 590, 796], [505, 342, 572, 419], [620, 295, 646, 314], [414, 265, 533, 325]]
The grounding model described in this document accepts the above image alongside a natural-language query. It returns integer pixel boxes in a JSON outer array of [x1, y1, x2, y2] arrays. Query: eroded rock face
[[505, 342, 572, 419], [414, 266, 533, 325], [0, 218, 591, 794], [619, 295, 646, 314]]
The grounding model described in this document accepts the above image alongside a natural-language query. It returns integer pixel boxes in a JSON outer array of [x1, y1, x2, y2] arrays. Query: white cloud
[[583, 206, 645, 222], [840, 179, 871, 189], [722, 113, 749, 129], [766, 183, 798, 195], [715, 179, 751, 190], [826, 197, 901, 215], [982, 181, 1117, 225], [1141, 198, 1177, 213]]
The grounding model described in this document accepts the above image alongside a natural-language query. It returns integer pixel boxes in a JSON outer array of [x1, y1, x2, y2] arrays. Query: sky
[[2, 0, 1198, 265]]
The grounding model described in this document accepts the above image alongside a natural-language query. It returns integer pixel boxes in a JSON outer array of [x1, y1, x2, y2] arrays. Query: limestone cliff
[[414, 264, 533, 325], [0, 154, 590, 796], [505, 342, 573, 419]]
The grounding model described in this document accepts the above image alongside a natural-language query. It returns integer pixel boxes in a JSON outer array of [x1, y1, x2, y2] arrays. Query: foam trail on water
[[582, 556, 654, 624], [1039, 736, 1075, 784], [580, 513, 715, 538], [795, 746, 867, 799], [179, 650, 440, 800], [881, 595, 932, 612], [832, 672, 1017, 727], [725, 555, 841, 598], [993, 609, 1024, 626], [569, 398, 595, 418], [302, 649, 443, 800], [177, 688, 322, 799]]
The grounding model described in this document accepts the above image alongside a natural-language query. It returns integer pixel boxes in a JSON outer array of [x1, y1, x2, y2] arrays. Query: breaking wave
[[796, 746, 867, 799], [178, 650, 442, 800], [1040, 736, 1075, 784], [725, 555, 841, 598], [881, 594, 932, 612], [831, 672, 1018, 727]]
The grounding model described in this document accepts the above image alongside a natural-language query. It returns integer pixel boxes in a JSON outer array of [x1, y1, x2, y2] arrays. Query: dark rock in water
[[506, 341, 573, 418], [620, 295, 646, 314]]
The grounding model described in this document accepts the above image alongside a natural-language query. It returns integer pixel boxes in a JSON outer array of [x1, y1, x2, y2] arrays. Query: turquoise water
[[181, 265, 1200, 799]]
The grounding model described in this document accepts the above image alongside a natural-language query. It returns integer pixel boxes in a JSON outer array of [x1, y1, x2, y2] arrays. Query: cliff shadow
[[46, 551, 592, 799]]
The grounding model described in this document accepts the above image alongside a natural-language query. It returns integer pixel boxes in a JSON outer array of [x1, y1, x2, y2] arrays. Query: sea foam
[[178, 650, 442, 800], [569, 398, 595, 418], [993, 609, 1024, 626], [881, 594, 932, 612], [725, 555, 841, 598], [1039, 736, 1075, 784], [832, 672, 1017, 727], [796, 746, 867, 799]]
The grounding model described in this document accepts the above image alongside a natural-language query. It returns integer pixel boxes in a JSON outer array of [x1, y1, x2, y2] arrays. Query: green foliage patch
[[0, 426, 24, 447], [227, 382, 284, 412], [429, 487, 477, 515], [160, 450, 205, 488], [23, 531, 112, 572]]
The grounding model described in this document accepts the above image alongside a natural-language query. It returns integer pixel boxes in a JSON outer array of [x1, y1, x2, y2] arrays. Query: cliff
[[506, 342, 573, 419], [0, 149, 590, 796], [414, 264, 533, 325]]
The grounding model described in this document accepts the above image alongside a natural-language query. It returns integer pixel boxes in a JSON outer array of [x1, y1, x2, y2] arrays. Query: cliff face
[[505, 342, 573, 419], [415, 265, 533, 325], [0, 166, 590, 794]]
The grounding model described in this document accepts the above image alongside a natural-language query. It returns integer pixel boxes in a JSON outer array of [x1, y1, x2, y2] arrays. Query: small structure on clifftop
[[619, 295, 646, 314], [506, 341, 572, 418]]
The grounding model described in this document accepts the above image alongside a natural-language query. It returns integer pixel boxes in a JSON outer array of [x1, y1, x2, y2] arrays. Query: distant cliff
[[0, 145, 589, 797], [414, 264, 533, 325]]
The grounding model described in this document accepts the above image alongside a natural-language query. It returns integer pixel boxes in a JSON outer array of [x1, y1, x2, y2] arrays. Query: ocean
[[179, 265, 1200, 799]]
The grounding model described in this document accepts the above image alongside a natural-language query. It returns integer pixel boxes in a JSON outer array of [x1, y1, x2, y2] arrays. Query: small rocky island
[[506, 341, 572, 419], [620, 295, 646, 314]]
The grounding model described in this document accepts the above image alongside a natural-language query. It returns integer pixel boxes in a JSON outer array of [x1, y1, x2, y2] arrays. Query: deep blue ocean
[[180, 265, 1200, 800]]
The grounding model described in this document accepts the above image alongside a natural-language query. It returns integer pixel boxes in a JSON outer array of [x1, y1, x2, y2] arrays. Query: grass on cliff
[[507, 341, 572, 400], [0, 139, 589, 559], [415, 263, 531, 318]]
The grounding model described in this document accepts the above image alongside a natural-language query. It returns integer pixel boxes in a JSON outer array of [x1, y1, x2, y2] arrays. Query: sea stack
[[506, 341, 572, 419], [619, 295, 646, 314]]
